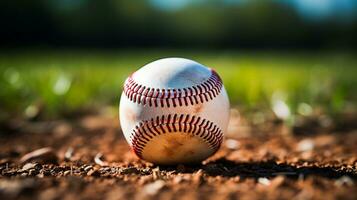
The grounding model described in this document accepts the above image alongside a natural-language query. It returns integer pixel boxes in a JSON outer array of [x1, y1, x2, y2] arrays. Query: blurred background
[[0, 0, 356, 133]]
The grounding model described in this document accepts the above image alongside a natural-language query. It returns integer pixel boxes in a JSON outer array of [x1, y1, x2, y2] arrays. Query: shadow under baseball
[[160, 158, 357, 180]]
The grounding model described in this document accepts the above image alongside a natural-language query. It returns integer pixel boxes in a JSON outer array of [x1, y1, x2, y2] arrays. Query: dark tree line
[[1, 0, 356, 49]]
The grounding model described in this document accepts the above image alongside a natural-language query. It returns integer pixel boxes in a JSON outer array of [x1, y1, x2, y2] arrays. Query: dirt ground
[[0, 111, 357, 200]]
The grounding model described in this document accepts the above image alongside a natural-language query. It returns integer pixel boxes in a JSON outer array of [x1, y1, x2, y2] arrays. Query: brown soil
[[0, 114, 356, 200]]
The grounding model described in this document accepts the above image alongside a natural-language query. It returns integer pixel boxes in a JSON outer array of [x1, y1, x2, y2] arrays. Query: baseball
[[119, 58, 230, 165]]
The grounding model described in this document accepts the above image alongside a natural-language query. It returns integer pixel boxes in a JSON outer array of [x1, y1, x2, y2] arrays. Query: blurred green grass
[[0, 49, 356, 121]]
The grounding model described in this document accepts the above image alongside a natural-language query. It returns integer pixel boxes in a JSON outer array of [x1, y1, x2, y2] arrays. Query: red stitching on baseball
[[124, 69, 223, 107], [130, 114, 223, 158]]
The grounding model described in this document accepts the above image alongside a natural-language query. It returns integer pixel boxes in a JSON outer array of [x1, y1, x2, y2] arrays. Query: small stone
[[22, 163, 37, 171], [192, 169, 204, 184], [152, 168, 161, 180], [270, 176, 285, 188], [173, 176, 183, 184], [297, 139, 314, 152], [258, 177, 271, 186], [335, 176, 354, 187], [94, 153, 108, 166], [231, 176, 240, 182], [84, 165, 93, 172], [20, 147, 58, 164], [225, 139, 240, 150], [142, 180, 165, 196], [37, 173, 44, 178], [87, 169, 100, 176], [64, 147, 74, 161]]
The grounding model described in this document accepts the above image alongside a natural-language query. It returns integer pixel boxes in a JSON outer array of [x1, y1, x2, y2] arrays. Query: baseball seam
[[129, 114, 223, 158], [123, 69, 223, 107]]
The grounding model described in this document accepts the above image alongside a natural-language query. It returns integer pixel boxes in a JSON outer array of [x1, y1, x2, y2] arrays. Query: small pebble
[[37, 173, 44, 178], [297, 139, 314, 152], [173, 176, 183, 184], [152, 168, 161, 180], [20, 147, 58, 164], [192, 170, 204, 184], [258, 177, 271, 186], [64, 147, 74, 161], [84, 166, 93, 172], [94, 153, 108, 166], [225, 139, 240, 150], [270, 176, 285, 188], [335, 176, 354, 187], [142, 180, 165, 196], [22, 163, 37, 171], [87, 169, 100, 176]]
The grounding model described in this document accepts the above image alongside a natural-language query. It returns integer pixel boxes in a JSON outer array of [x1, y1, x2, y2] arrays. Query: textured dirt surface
[[0, 113, 357, 200]]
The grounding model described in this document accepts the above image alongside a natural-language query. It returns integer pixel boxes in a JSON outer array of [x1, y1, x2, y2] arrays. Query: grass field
[[0, 49, 356, 121]]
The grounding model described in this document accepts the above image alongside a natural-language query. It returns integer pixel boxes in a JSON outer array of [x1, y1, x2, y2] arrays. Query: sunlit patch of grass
[[0, 49, 356, 120]]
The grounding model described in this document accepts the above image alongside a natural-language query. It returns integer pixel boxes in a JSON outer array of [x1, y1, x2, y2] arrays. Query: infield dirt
[[0, 111, 356, 200]]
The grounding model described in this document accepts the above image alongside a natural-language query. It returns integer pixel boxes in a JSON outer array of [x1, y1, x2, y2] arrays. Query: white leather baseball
[[119, 58, 230, 165]]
